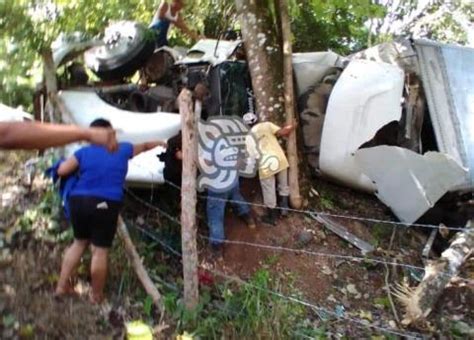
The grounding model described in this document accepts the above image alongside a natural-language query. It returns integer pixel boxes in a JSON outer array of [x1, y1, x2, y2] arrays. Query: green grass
[[163, 269, 323, 339], [320, 196, 336, 210]]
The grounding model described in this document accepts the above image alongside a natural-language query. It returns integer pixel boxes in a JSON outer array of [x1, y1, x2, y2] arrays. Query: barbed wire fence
[[125, 186, 470, 280], [120, 165, 470, 338], [162, 178, 467, 231], [125, 216, 425, 339], [121, 189, 447, 338], [127, 160, 466, 232]]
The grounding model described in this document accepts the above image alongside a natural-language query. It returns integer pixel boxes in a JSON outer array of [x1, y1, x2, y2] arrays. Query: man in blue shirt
[[55, 118, 166, 304]]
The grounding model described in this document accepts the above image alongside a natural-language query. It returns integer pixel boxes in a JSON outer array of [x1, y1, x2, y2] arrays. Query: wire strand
[[161, 178, 467, 231], [125, 217, 424, 339], [198, 234, 426, 272], [126, 190, 427, 273]]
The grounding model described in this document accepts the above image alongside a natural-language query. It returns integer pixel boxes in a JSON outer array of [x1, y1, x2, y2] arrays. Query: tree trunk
[[117, 216, 164, 315], [278, 0, 302, 209], [179, 89, 200, 310], [395, 220, 474, 325], [235, 0, 285, 122], [42, 48, 60, 123], [42, 47, 76, 124]]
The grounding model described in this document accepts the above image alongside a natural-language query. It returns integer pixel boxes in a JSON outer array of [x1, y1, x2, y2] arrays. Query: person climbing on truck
[[149, 0, 200, 48]]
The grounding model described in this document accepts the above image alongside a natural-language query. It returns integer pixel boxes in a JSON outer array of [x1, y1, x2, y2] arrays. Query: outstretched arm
[[275, 124, 296, 137], [174, 15, 200, 41], [133, 140, 168, 157], [0, 121, 118, 151], [153, 1, 168, 22], [57, 155, 79, 177]]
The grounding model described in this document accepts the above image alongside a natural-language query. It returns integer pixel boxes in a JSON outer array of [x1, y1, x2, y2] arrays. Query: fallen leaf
[[321, 266, 332, 275], [359, 310, 372, 321], [19, 324, 34, 338], [371, 336, 384, 340], [153, 322, 170, 335], [177, 331, 194, 340], [346, 284, 359, 295]]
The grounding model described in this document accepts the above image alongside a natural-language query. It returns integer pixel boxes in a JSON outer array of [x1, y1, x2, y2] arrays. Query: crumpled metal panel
[[414, 40, 474, 190], [355, 146, 468, 223], [59, 90, 181, 184], [0, 103, 33, 122], [292, 51, 344, 96], [350, 39, 419, 74], [176, 39, 242, 66], [52, 33, 101, 67], [319, 59, 405, 192]]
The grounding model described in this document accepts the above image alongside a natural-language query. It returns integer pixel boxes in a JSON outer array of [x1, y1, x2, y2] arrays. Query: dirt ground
[[1, 152, 473, 338]]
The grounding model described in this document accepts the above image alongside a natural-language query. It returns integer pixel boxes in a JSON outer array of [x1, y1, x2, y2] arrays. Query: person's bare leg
[[90, 245, 109, 303], [56, 239, 89, 295]]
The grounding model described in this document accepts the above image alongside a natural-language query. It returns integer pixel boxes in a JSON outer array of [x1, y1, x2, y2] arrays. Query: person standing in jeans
[[55, 118, 167, 303], [207, 179, 256, 257], [244, 112, 295, 226]]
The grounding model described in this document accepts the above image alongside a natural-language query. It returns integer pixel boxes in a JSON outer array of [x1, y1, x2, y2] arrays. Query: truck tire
[[85, 21, 155, 81]]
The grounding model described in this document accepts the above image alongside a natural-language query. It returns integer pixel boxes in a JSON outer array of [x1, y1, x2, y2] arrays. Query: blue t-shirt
[[70, 142, 134, 202]]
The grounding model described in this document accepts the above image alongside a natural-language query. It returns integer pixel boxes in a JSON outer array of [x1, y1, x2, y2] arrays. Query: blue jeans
[[149, 20, 170, 48], [207, 183, 250, 246]]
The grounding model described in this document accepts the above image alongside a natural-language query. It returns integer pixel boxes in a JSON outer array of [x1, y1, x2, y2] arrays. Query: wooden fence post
[[178, 89, 200, 310], [42, 47, 75, 124], [117, 216, 164, 315], [42, 48, 60, 123]]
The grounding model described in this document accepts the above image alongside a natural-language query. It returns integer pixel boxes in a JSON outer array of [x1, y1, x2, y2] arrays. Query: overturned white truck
[[295, 39, 473, 224], [49, 23, 472, 225]]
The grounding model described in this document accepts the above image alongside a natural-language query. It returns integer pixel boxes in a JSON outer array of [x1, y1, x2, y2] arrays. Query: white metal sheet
[[177, 39, 242, 66], [355, 146, 468, 223], [59, 90, 181, 184], [319, 59, 405, 192], [292, 51, 343, 96], [0, 103, 33, 122], [415, 40, 474, 190]]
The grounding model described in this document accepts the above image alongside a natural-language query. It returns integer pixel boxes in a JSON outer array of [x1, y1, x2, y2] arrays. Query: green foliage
[[263, 254, 280, 266], [164, 269, 318, 338], [320, 196, 335, 210], [2, 314, 16, 328], [15, 184, 61, 233], [0, 0, 156, 51], [0, 0, 157, 109], [143, 296, 153, 318], [370, 223, 393, 247], [370, 0, 474, 46], [1, 0, 471, 110], [290, 0, 385, 54], [187, 0, 236, 39], [318, 187, 336, 210], [373, 296, 390, 310]]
